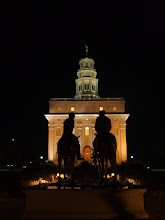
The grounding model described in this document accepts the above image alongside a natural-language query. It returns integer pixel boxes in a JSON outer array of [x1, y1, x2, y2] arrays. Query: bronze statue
[[93, 110, 117, 182], [57, 113, 83, 187]]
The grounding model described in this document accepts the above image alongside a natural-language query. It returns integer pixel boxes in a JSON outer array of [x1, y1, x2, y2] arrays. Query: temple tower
[[75, 46, 99, 98]]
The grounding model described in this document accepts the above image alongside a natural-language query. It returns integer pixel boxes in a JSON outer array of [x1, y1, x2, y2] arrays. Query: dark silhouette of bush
[[21, 162, 58, 183], [115, 161, 151, 187]]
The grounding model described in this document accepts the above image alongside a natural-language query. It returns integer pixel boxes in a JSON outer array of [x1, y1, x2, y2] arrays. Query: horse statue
[[57, 134, 80, 187], [94, 132, 117, 183]]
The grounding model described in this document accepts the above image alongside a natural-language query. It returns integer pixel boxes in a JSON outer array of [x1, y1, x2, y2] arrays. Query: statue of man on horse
[[57, 112, 83, 188], [93, 110, 117, 181], [58, 112, 83, 168]]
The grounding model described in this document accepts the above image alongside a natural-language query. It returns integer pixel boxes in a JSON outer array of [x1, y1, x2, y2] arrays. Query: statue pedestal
[[23, 189, 149, 219]]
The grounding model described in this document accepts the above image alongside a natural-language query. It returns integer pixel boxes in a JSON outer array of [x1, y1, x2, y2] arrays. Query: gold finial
[[84, 44, 88, 57]]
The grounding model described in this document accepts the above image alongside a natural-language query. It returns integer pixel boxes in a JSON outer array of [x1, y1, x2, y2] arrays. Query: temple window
[[85, 84, 87, 90], [100, 107, 104, 111], [56, 128, 61, 136], [85, 127, 89, 136], [71, 106, 75, 112], [87, 84, 89, 90], [113, 106, 117, 111]]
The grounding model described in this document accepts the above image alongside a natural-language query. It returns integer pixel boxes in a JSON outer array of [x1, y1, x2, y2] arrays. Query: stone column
[[119, 123, 127, 162], [48, 123, 55, 161], [77, 124, 83, 154], [92, 124, 95, 145]]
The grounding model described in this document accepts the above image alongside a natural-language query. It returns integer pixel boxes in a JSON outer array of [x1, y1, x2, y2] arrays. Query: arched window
[[56, 128, 61, 136], [85, 84, 86, 90], [113, 106, 117, 111], [87, 84, 89, 90], [57, 107, 61, 111], [85, 127, 89, 136]]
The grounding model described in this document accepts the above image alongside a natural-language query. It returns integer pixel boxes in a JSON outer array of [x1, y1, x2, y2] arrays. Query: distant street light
[[131, 155, 134, 159], [40, 156, 43, 160], [10, 138, 16, 171]]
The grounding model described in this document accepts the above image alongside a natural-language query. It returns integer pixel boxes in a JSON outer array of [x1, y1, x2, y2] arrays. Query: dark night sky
[[1, 1, 165, 163]]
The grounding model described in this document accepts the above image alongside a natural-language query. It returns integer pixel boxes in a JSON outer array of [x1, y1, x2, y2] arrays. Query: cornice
[[45, 113, 130, 119]]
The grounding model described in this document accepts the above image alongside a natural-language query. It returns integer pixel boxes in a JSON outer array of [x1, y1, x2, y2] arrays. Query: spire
[[84, 44, 88, 57]]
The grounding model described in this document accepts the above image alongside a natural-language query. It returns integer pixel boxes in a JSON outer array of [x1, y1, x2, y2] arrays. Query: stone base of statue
[[22, 189, 149, 219]]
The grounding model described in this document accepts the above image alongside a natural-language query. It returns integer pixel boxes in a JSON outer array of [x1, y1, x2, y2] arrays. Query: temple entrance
[[83, 146, 92, 163]]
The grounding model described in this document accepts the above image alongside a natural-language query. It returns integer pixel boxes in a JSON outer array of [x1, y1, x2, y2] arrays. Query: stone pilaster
[[48, 123, 55, 161], [119, 123, 127, 162], [77, 124, 83, 154]]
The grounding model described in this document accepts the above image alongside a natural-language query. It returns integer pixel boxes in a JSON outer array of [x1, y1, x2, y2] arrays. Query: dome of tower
[[79, 58, 95, 70]]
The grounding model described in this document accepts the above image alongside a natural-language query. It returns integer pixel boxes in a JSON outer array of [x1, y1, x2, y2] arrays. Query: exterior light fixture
[[40, 156, 43, 159], [111, 173, 115, 177], [131, 155, 134, 159]]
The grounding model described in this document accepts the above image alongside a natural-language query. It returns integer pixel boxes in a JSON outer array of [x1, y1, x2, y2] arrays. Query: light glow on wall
[[71, 107, 75, 112], [56, 128, 61, 136], [85, 127, 89, 136]]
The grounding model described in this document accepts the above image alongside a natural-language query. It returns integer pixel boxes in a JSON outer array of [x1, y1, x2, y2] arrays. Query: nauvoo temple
[[45, 52, 129, 165]]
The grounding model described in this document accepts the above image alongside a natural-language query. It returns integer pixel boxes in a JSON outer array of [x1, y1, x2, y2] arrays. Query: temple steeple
[[74, 47, 99, 98]]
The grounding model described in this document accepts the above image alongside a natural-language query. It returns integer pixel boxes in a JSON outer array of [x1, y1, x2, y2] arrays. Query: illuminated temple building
[[45, 51, 129, 164]]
